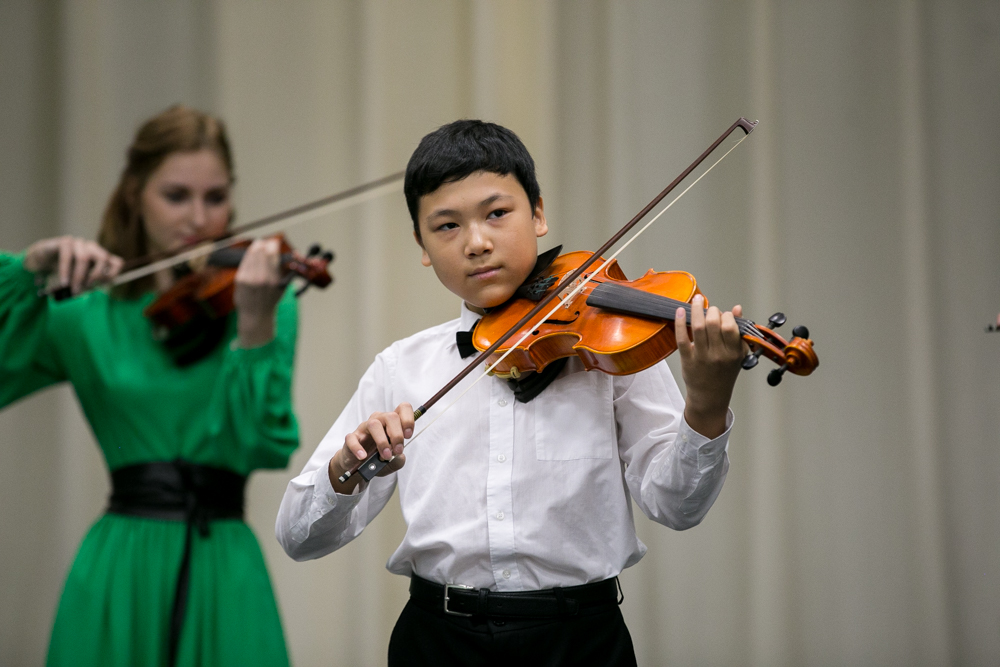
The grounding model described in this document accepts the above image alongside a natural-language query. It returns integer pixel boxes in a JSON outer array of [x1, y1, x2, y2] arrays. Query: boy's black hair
[[405, 119, 541, 237]]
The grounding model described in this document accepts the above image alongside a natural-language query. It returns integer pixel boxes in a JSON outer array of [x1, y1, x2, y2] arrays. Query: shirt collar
[[459, 301, 483, 331]]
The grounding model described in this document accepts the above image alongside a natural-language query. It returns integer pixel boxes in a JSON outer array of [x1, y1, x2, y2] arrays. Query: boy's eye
[[486, 208, 508, 220], [435, 222, 459, 231]]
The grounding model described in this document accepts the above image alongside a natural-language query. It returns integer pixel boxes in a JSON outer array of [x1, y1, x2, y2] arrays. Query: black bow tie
[[455, 320, 568, 403], [456, 321, 480, 359]]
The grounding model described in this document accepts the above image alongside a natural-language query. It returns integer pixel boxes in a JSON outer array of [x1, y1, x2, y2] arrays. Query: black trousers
[[387, 599, 638, 667]]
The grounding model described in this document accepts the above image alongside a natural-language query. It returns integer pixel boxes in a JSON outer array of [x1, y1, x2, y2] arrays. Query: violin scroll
[[741, 321, 818, 386], [290, 244, 335, 296]]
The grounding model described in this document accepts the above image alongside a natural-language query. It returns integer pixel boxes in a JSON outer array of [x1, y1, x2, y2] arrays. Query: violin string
[[401, 133, 750, 452], [593, 276, 769, 341], [615, 286, 767, 339], [107, 177, 404, 287]]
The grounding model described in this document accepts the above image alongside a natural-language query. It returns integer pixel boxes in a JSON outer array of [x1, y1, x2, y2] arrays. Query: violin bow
[[39, 171, 404, 298], [340, 117, 758, 483]]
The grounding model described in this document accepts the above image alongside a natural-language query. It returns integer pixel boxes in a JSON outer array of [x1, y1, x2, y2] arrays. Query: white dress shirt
[[276, 303, 732, 591]]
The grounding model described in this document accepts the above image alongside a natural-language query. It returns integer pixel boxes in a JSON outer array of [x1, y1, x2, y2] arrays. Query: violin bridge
[[487, 365, 521, 380]]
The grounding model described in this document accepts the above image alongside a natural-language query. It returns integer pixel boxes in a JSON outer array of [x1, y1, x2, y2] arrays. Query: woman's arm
[[0, 238, 121, 407]]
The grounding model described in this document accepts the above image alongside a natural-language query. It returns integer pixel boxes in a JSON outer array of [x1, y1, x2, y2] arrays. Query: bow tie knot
[[454, 320, 567, 403]]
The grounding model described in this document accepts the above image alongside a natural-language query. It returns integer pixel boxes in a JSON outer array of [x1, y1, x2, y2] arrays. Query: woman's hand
[[328, 403, 413, 495], [23, 236, 125, 295], [674, 294, 747, 439], [233, 237, 285, 348]]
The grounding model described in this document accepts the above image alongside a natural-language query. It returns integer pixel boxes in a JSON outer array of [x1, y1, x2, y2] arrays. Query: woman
[[0, 106, 297, 666]]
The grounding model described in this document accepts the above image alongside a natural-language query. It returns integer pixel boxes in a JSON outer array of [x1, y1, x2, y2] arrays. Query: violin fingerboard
[[586, 282, 684, 321]]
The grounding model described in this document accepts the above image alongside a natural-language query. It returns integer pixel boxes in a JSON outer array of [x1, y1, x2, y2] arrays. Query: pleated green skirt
[[46, 514, 289, 667]]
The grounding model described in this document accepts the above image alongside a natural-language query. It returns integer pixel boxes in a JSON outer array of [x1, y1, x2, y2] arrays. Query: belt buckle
[[443, 583, 475, 617]]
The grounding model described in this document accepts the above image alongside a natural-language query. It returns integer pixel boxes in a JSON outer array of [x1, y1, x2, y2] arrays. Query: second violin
[[144, 235, 333, 365]]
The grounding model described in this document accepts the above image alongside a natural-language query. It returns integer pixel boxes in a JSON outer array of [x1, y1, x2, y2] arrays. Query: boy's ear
[[533, 196, 548, 238], [413, 230, 433, 267]]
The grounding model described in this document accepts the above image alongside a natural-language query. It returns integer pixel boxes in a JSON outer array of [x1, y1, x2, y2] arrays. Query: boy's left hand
[[674, 294, 746, 439]]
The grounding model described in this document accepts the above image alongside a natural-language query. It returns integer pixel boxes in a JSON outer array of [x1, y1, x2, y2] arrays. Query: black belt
[[107, 460, 246, 667], [409, 574, 623, 619]]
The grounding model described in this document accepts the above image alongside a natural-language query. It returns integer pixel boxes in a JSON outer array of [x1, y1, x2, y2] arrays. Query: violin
[[144, 235, 333, 365], [473, 250, 818, 387]]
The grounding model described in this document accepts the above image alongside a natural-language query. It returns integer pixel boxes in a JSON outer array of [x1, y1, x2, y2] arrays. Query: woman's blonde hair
[[99, 105, 234, 298]]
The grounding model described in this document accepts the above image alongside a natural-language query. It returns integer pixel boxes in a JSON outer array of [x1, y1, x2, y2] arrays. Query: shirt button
[[502, 569, 511, 579], [497, 454, 506, 463], [498, 398, 508, 407], [496, 511, 505, 520]]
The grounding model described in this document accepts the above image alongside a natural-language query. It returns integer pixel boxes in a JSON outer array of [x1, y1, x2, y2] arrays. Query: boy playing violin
[[276, 120, 746, 666]]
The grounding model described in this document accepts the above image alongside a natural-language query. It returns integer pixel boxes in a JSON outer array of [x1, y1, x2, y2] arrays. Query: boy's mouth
[[468, 265, 502, 280]]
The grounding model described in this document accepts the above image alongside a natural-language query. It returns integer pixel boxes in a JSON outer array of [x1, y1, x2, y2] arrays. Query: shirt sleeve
[[0, 252, 67, 407], [204, 287, 300, 471], [613, 361, 732, 530], [275, 348, 399, 561]]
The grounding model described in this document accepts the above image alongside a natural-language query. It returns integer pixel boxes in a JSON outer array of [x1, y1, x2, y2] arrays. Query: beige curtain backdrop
[[2, 1, 998, 665]]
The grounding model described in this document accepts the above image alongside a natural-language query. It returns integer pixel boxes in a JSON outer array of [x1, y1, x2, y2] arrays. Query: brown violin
[[144, 235, 333, 365], [473, 250, 818, 387]]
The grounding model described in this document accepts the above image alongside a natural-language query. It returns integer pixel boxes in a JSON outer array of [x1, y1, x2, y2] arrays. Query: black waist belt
[[107, 460, 246, 667], [409, 574, 622, 619]]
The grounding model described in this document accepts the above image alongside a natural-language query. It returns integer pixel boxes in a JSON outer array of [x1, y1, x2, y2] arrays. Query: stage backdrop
[[1, 1, 998, 665]]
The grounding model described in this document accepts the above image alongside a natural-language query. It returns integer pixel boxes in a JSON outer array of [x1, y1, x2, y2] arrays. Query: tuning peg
[[767, 363, 789, 386], [308, 244, 321, 257], [321, 250, 334, 263], [768, 312, 786, 328], [741, 351, 760, 370], [792, 325, 810, 339]]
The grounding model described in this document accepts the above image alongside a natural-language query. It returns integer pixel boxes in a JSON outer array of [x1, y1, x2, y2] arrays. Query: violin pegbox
[[287, 243, 335, 297], [740, 315, 819, 386]]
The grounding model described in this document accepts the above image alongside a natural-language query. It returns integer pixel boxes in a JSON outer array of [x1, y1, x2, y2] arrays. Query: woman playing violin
[[1, 105, 297, 666]]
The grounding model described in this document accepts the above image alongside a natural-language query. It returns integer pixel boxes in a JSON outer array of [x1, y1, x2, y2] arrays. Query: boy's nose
[[465, 223, 493, 256]]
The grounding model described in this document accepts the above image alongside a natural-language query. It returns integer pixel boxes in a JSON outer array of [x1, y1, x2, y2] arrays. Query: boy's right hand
[[328, 403, 414, 494]]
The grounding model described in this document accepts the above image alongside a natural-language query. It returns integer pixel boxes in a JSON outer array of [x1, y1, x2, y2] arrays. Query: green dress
[[0, 252, 299, 667]]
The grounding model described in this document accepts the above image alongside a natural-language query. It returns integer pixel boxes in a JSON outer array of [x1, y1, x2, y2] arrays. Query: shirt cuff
[[288, 464, 367, 545], [314, 460, 369, 505], [678, 409, 734, 471]]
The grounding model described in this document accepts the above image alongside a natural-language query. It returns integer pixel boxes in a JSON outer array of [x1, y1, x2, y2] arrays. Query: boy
[[276, 120, 745, 666]]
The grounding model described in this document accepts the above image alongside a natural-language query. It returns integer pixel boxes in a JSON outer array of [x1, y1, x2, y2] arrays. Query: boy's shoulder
[[381, 314, 464, 360]]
